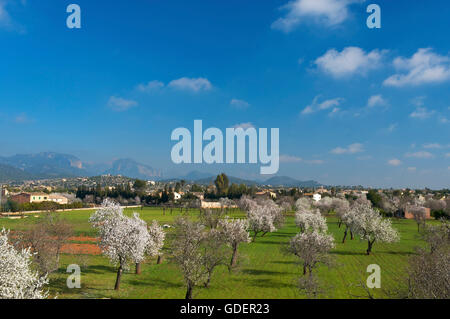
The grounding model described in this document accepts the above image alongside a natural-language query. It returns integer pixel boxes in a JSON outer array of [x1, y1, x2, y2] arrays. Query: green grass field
[[0, 207, 430, 299]]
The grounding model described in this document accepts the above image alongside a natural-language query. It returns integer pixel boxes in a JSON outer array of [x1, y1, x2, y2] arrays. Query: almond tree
[[89, 199, 151, 290], [352, 205, 399, 255], [289, 231, 335, 276], [202, 229, 228, 288], [148, 220, 165, 265], [340, 208, 358, 243], [295, 209, 328, 234], [314, 197, 334, 215], [295, 197, 313, 211], [247, 205, 277, 241], [238, 195, 258, 212], [332, 198, 350, 228], [218, 217, 251, 269], [408, 205, 428, 232], [407, 220, 450, 299], [0, 229, 49, 299], [171, 218, 208, 299]]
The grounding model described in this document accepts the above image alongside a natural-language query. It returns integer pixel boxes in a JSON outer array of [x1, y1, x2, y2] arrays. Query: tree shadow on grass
[[127, 278, 183, 289], [247, 278, 296, 289], [81, 265, 116, 274], [242, 269, 296, 276], [330, 250, 366, 256], [271, 261, 298, 265], [270, 232, 294, 237], [251, 240, 283, 245], [381, 251, 415, 256]]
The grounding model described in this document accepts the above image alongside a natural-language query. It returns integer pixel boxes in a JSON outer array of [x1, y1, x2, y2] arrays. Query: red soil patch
[[61, 243, 101, 255], [68, 236, 98, 243]]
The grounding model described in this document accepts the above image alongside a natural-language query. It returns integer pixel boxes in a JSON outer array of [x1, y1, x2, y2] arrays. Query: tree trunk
[[114, 264, 123, 290], [230, 245, 238, 269], [157, 255, 162, 264], [338, 220, 342, 228], [135, 263, 141, 275], [366, 240, 374, 255], [350, 230, 354, 240], [204, 273, 212, 288], [342, 228, 348, 243], [303, 264, 307, 275], [185, 282, 193, 299]]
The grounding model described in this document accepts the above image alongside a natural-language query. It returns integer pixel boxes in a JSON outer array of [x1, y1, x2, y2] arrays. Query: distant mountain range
[[0, 152, 322, 187], [0, 152, 160, 182], [103, 158, 161, 180], [163, 172, 321, 188], [263, 176, 322, 188]]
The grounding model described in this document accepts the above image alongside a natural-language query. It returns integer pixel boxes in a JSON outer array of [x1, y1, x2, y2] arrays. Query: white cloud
[[136, 80, 164, 92], [331, 143, 364, 154], [388, 159, 402, 166], [367, 94, 387, 108], [407, 167, 417, 172], [384, 48, 450, 87], [271, 0, 359, 32], [301, 96, 343, 115], [232, 122, 254, 129], [230, 99, 250, 109], [315, 47, 384, 78], [280, 155, 303, 163], [279, 155, 324, 164], [168, 77, 212, 92], [405, 151, 434, 159], [409, 107, 435, 119], [107, 96, 138, 112], [423, 143, 443, 149]]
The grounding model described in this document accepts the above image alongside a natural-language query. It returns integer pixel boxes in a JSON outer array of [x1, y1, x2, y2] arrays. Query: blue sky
[[0, 0, 449, 188]]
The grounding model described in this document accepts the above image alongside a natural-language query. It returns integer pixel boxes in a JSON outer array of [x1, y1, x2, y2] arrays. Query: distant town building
[[10, 192, 68, 205], [173, 192, 182, 200], [255, 190, 277, 199], [191, 192, 204, 200], [313, 194, 322, 202], [200, 200, 237, 209], [48, 194, 69, 205], [404, 207, 431, 220], [201, 201, 222, 209]]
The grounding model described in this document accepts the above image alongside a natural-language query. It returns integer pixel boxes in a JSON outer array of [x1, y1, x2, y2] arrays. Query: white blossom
[[0, 229, 49, 299], [289, 231, 335, 275], [247, 205, 277, 240], [295, 209, 328, 233], [89, 199, 155, 289], [351, 204, 399, 254], [295, 197, 313, 211], [218, 217, 251, 268], [218, 217, 251, 248], [147, 220, 165, 257]]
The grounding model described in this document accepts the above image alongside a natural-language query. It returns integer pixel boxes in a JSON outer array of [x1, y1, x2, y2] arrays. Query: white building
[[312, 194, 322, 202], [173, 192, 182, 200]]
